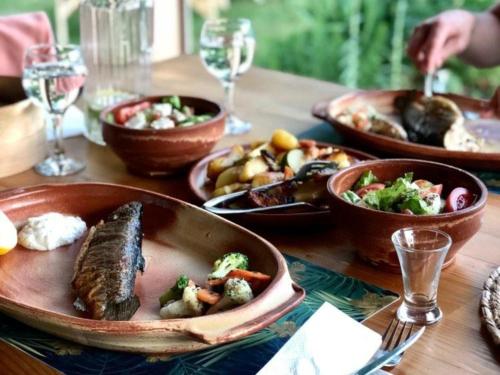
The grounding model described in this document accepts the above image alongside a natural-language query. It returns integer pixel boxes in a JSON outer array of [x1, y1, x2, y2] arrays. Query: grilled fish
[[71, 201, 145, 320], [395, 91, 464, 146]]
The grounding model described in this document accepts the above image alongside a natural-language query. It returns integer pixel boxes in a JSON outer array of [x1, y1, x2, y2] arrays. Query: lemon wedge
[[0, 209, 17, 255]]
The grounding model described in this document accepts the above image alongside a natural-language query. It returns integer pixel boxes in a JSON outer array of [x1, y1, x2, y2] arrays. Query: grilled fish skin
[[395, 91, 464, 146], [71, 201, 145, 320]]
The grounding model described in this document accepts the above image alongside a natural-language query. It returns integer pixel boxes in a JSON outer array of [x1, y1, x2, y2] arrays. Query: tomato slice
[[114, 107, 132, 125], [414, 179, 433, 189], [429, 184, 443, 195], [114, 101, 152, 125], [356, 183, 385, 198], [445, 187, 473, 212]]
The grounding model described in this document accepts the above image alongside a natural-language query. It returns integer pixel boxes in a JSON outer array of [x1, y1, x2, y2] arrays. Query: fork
[[376, 318, 421, 368]]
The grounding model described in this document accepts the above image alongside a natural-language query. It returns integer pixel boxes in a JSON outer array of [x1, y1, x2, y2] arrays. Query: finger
[[439, 35, 469, 63], [490, 87, 500, 117], [407, 24, 431, 61], [420, 22, 448, 72]]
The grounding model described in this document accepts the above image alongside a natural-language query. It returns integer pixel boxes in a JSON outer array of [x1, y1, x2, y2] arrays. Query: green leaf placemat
[[0, 255, 398, 375]]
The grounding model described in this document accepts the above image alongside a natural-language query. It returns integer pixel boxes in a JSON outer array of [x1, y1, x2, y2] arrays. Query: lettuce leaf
[[353, 170, 378, 190]]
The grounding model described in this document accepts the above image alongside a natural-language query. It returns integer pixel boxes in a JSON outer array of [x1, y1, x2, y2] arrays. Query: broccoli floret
[[159, 275, 190, 307], [159, 285, 204, 319], [207, 278, 254, 314], [208, 252, 249, 279]]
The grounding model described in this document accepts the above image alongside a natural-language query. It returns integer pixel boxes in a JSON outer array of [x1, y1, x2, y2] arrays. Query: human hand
[[407, 10, 476, 73], [489, 87, 500, 117]]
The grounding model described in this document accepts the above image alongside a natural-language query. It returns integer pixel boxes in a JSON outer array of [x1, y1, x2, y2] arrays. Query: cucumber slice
[[281, 149, 305, 173]]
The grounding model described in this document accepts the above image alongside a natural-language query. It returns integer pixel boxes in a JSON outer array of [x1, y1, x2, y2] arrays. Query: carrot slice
[[197, 288, 222, 305], [206, 278, 227, 287], [227, 269, 272, 282]]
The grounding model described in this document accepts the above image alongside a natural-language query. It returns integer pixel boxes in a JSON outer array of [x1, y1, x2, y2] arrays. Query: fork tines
[[382, 318, 416, 351]]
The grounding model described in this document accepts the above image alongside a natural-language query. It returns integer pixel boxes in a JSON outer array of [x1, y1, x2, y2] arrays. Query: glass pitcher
[[80, 0, 154, 145]]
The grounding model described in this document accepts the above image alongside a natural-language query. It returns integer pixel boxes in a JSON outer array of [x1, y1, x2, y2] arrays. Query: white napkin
[[46, 105, 85, 140], [258, 302, 382, 375]]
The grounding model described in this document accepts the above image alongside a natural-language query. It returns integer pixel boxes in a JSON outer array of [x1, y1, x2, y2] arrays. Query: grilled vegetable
[[271, 129, 299, 150], [206, 278, 254, 314], [239, 157, 269, 182], [281, 149, 305, 173], [159, 275, 190, 307], [207, 145, 246, 179], [213, 183, 250, 197], [208, 252, 249, 280], [215, 166, 243, 189], [159, 285, 204, 319]]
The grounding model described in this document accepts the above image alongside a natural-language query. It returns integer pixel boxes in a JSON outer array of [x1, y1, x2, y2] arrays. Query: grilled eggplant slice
[[71, 201, 145, 320]]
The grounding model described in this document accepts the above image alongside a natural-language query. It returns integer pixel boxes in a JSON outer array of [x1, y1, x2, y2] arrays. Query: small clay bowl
[[327, 159, 487, 272], [101, 96, 226, 176]]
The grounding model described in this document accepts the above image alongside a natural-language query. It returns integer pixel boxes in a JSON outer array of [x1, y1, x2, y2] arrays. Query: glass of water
[[200, 18, 256, 135], [23, 44, 87, 176], [392, 227, 452, 325]]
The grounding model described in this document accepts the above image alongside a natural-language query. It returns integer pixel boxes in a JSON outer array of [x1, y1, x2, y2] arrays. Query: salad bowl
[[327, 159, 487, 272], [101, 96, 226, 176]]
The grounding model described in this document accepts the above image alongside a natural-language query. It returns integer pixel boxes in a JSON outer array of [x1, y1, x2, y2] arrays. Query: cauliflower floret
[[207, 278, 254, 314], [225, 278, 253, 304], [159, 285, 203, 319], [124, 112, 147, 129], [152, 103, 173, 117], [151, 117, 175, 130]]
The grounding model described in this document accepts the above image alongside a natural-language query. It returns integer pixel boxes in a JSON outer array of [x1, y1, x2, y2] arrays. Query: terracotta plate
[[188, 143, 376, 228], [0, 183, 304, 353], [312, 90, 500, 170]]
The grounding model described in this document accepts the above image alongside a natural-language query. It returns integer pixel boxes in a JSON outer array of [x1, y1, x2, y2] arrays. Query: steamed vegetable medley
[[158, 252, 271, 318], [207, 129, 356, 197], [111, 96, 213, 130], [342, 170, 475, 215]]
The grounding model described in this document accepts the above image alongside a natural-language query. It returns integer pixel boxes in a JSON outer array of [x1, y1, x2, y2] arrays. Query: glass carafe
[[80, 0, 154, 145]]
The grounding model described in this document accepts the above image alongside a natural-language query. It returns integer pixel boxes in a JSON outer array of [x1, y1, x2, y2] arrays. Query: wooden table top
[[0, 55, 499, 374]]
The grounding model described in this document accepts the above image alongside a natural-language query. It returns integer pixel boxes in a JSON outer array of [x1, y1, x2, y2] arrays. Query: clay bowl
[[189, 142, 376, 229], [0, 183, 304, 353], [101, 96, 226, 176], [312, 89, 500, 170], [327, 159, 487, 272]]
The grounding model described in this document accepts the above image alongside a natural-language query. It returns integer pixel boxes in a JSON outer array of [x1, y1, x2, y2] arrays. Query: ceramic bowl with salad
[[327, 159, 487, 272], [101, 95, 225, 176]]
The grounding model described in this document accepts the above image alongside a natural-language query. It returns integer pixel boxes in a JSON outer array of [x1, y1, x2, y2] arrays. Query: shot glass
[[392, 228, 452, 325]]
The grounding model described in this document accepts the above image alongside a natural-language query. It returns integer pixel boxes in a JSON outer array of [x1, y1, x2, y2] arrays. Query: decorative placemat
[[481, 266, 500, 345], [0, 255, 398, 375]]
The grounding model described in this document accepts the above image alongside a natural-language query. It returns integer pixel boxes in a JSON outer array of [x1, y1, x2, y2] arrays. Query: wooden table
[[1, 55, 499, 374]]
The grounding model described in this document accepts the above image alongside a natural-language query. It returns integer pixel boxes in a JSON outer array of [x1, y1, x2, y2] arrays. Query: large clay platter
[[0, 183, 304, 353], [188, 142, 376, 228], [312, 90, 500, 170]]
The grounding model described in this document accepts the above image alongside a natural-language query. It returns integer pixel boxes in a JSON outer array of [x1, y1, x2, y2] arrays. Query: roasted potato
[[213, 183, 250, 197], [207, 145, 245, 179], [239, 157, 269, 182], [251, 172, 285, 188], [215, 166, 243, 189], [271, 129, 299, 151], [328, 151, 350, 168]]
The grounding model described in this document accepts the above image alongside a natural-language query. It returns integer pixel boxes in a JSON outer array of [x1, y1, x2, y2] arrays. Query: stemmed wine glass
[[22, 44, 87, 176], [200, 18, 256, 135]]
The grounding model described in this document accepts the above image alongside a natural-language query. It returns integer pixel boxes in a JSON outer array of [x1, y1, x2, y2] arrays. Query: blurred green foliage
[[193, 0, 500, 99]]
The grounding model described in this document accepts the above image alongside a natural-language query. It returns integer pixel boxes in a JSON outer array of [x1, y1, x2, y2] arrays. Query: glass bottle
[[79, 0, 154, 145]]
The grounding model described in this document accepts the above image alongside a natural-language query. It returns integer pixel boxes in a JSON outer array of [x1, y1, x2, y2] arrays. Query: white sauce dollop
[[18, 213, 87, 251]]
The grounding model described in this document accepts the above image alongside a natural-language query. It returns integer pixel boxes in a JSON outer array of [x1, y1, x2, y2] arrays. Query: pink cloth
[[0, 12, 54, 77]]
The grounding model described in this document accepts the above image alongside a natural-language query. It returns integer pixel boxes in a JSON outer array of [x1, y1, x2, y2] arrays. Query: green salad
[[342, 170, 474, 215]]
